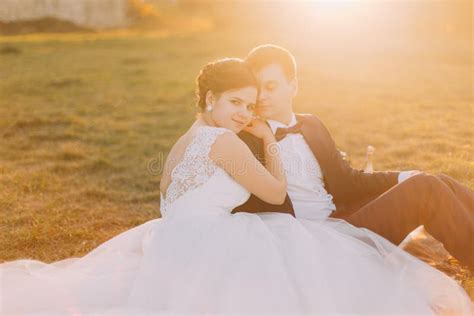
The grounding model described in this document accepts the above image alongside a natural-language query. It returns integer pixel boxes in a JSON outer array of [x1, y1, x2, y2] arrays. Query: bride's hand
[[243, 118, 274, 140]]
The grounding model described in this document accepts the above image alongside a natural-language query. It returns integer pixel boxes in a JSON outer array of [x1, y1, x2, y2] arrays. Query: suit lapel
[[295, 113, 337, 198], [264, 119, 272, 130], [295, 114, 327, 165]]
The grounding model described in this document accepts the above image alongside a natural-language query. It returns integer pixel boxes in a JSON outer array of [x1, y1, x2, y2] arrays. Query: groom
[[233, 44, 474, 272]]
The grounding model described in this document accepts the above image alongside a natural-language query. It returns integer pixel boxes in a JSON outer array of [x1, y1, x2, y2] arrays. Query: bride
[[1, 58, 472, 315]]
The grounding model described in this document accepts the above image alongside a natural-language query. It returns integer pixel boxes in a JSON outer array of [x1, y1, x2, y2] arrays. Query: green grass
[[0, 27, 472, 299]]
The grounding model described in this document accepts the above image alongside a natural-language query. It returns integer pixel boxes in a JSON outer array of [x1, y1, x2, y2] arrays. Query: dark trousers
[[330, 173, 474, 271]]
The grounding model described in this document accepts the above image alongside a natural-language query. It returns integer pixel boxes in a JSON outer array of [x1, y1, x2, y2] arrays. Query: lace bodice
[[160, 126, 250, 218]]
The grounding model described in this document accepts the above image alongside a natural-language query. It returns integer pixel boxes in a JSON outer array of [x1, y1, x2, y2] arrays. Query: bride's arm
[[261, 134, 287, 193], [210, 131, 287, 205]]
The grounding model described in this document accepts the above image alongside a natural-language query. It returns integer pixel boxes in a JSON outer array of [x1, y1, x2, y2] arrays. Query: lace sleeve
[[159, 192, 167, 217], [160, 126, 232, 214]]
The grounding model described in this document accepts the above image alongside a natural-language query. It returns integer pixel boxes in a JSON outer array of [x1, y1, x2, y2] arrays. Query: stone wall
[[0, 0, 129, 28]]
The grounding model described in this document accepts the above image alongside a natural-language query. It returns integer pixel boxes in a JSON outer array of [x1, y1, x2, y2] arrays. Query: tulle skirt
[[1, 211, 472, 315]]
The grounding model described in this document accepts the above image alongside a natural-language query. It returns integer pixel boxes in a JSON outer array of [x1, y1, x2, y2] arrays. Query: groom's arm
[[304, 115, 399, 205], [231, 131, 295, 216]]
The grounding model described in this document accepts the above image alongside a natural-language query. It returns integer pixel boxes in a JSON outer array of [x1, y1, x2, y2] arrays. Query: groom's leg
[[339, 173, 474, 271]]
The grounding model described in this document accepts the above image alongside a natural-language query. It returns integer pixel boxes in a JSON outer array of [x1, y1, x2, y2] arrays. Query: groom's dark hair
[[245, 44, 297, 81]]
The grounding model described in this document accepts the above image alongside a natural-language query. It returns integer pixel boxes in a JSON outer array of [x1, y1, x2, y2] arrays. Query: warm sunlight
[[0, 0, 472, 313]]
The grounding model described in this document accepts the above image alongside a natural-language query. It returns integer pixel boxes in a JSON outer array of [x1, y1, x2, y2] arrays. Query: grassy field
[[0, 22, 472, 300]]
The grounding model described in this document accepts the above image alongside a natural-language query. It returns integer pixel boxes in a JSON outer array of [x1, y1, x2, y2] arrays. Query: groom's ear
[[290, 77, 298, 98]]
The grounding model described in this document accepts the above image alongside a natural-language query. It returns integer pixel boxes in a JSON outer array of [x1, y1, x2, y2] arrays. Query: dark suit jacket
[[232, 113, 399, 217]]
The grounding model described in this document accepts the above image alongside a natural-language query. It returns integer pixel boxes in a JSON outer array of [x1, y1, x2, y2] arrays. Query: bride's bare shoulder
[[209, 132, 251, 162]]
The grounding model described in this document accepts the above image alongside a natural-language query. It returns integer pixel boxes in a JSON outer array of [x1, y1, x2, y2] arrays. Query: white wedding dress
[[1, 126, 472, 315]]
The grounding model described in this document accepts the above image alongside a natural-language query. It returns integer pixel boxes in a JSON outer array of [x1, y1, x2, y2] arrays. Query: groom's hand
[[398, 170, 422, 183]]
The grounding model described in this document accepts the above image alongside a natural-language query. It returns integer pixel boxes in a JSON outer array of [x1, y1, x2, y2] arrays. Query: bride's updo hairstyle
[[195, 58, 258, 112]]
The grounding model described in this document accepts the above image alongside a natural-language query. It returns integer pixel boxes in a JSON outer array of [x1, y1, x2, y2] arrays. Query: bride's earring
[[206, 104, 213, 112]]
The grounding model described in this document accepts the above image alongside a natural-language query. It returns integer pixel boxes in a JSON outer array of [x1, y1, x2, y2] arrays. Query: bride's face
[[207, 86, 257, 133]]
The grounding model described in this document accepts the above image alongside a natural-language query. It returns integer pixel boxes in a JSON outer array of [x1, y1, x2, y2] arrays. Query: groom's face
[[253, 64, 297, 121]]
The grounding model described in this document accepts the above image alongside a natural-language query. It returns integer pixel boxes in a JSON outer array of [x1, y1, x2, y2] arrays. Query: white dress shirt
[[267, 113, 336, 220], [266, 113, 413, 220]]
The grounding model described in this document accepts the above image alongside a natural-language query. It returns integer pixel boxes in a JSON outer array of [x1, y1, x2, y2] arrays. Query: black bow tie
[[274, 121, 303, 141]]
